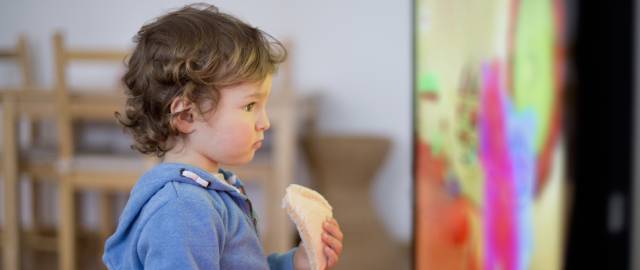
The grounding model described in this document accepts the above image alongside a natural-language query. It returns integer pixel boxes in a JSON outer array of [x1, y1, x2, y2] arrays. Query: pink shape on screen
[[479, 61, 518, 270]]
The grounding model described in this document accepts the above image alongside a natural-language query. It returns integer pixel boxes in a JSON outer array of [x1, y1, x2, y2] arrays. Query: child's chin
[[224, 153, 255, 166]]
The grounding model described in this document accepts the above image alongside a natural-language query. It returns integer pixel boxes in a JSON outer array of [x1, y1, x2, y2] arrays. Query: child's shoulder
[[137, 180, 228, 222]]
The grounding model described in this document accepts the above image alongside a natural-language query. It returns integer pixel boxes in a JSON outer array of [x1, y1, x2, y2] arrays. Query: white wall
[[0, 0, 413, 243]]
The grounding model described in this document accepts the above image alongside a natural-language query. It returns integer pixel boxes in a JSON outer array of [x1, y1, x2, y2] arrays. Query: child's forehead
[[220, 75, 272, 98]]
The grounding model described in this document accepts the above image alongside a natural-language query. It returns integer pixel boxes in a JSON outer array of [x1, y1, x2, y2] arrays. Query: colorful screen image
[[413, 0, 568, 269]]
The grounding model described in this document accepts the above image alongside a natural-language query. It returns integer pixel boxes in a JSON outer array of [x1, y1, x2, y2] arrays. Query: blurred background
[[0, 0, 637, 270]]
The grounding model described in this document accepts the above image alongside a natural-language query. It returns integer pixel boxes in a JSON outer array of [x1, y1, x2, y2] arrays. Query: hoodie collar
[[142, 162, 248, 200]]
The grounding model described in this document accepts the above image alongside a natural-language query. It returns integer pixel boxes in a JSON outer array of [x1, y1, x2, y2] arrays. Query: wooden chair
[[0, 35, 34, 86], [1, 35, 61, 270], [52, 32, 156, 270]]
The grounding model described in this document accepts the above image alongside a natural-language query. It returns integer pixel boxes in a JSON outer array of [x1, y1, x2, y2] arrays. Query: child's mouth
[[253, 140, 263, 149]]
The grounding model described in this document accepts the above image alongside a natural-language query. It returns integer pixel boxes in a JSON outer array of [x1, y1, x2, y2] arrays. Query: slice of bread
[[282, 184, 333, 270]]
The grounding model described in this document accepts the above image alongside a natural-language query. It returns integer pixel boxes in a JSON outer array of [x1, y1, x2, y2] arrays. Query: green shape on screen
[[419, 72, 440, 94], [431, 132, 443, 155], [513, 0, 555, 152]]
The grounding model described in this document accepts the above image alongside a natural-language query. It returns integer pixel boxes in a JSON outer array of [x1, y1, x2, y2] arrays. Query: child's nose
[[256, 110, 270, 131]]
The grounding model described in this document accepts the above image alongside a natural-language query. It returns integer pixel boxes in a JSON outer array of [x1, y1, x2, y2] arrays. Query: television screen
[[413, 0, 568, 269]]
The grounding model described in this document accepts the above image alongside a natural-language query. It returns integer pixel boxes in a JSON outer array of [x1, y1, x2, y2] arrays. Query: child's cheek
[[227, 120, 256, 147]]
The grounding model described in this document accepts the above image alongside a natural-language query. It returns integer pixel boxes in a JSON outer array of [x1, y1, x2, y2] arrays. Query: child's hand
[[293, 218, 344, 270]]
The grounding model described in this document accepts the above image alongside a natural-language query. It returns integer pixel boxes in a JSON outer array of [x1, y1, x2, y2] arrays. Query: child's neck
[[164, 147, 219, 173]]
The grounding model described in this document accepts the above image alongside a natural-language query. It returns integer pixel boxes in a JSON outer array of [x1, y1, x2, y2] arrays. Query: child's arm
[[137, 199, 225, 269], [267, 248, 297, 269], [268, 218, 344, 270]]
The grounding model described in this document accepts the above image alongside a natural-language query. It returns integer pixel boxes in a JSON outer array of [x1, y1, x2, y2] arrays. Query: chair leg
[[98, 192, 113, 269], [28, 119, 40, 149], [26, 180, 44, 270], [27, 119, 44, 254], [59, 181, 75, 270], [30, 180, 43, 233], [3, 96, 21, 270]]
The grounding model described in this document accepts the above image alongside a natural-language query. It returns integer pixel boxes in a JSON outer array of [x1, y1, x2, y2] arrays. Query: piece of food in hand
[[282, 184, 333, 270]]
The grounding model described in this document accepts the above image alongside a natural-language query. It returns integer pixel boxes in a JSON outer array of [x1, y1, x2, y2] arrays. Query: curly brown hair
[[116, 3, 286, 157]]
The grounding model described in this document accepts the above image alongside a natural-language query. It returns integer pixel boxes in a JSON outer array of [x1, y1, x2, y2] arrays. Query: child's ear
[[169, 96, 195, 133]]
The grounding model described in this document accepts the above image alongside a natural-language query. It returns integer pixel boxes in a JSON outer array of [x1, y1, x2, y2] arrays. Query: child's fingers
[[326, 217, 339, 226], [324, 246, 339, 267], [328, 218, 341, 230], [322, 232, 343, 255], [323, 220, 344, 241]]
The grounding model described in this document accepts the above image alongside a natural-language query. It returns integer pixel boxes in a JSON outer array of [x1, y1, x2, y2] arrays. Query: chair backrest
[[52, 32, 130, 161], [0, 34, 34, 88]]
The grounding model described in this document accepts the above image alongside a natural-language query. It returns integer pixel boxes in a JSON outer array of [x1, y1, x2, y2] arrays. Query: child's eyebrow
[[245, 91, 267, 99]]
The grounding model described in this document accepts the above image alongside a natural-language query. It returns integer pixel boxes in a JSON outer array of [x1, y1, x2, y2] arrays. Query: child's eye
[[243, 102, 256, 112]]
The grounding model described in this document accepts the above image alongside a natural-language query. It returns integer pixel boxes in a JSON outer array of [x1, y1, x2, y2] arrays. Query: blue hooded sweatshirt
[[103, 162, 296, 269]]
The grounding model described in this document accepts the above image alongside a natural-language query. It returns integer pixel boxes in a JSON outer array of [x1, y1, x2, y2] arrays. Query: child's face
[[190, 75, 272, 167]]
